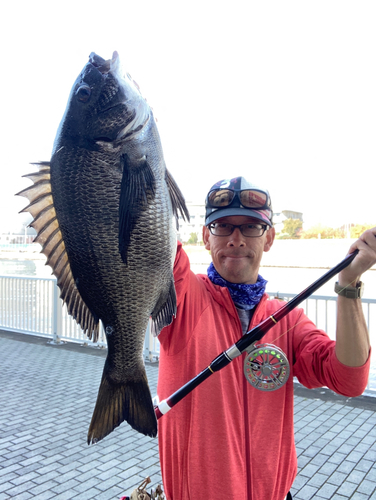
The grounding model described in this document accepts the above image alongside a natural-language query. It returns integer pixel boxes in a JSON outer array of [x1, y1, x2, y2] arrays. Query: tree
[[300, 224, 344, 239], [300, 223, 374, 239], [187, 232, 198, 245], [350, 224, 374, 239], [278, 218, 302, 239]]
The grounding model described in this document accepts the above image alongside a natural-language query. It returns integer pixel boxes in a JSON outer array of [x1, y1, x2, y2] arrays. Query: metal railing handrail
[[269, 290, 376, 303], [1, 275, 375, 393]]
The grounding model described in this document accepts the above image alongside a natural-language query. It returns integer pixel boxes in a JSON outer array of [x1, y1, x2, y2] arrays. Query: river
[[1, 250, 375, 392], [1, 253, 376, 299]]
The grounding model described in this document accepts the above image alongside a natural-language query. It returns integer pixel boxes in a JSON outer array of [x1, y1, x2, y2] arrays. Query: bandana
[[207, 262, 267, 310]]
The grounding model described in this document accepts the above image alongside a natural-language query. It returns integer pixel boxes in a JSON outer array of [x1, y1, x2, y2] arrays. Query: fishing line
[[268, 276, 359, 345], [155, 251, 360, 416], [243, 276, 363, 392]]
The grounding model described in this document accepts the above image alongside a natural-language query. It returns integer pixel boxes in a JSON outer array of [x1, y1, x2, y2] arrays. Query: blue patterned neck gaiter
[[207, 262, 267, 310]]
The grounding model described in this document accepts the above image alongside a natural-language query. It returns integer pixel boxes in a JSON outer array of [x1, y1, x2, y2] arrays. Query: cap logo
[[218, 180, 231, 188]]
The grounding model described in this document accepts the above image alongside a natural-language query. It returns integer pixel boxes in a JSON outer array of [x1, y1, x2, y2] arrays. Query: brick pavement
[[0, 330, 375, 500]]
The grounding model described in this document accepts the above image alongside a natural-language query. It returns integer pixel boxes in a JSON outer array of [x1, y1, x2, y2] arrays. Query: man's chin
[[220, 265, 256, 285]]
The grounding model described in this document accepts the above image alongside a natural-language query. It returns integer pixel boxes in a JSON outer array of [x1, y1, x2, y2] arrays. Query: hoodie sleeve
[[292, 308, 371, 397], [171, 241, 191, 308], [158, 242, 210, 355]]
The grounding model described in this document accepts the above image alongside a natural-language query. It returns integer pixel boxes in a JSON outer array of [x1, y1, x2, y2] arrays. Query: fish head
[[53, 52, 150, 153]]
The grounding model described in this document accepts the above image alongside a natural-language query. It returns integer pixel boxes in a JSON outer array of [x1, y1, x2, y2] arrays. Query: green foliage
[[277, 218, 302, 239], [187, 232, 198, 244], [350, 223, 374, 238], [300, 223, 374, 239], [300, 224, 344, 239]]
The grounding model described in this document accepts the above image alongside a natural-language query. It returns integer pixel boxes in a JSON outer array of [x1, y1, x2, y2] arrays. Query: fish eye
[[75, 85, 91, 103]]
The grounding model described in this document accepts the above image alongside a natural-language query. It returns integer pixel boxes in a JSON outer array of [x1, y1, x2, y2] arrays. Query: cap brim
[[206, 207, 272, 226]]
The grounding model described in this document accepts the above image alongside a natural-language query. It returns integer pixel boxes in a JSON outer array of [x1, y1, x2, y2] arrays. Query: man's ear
[[264, 227, 275, 253], [203, 225, 211, 251]]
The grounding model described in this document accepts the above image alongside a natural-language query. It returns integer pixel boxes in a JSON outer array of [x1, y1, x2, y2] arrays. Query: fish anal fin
[[165, 168, 190, 227], [151, 278, 177, 336], [119, 154, 156, 264], [87, 366, 157, 443]]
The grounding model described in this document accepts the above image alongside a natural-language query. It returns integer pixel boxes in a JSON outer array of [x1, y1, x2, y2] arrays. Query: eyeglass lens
[[210, 223, 266, 237], [209, 189, 267, 209], [239, 190, 267, 208], [209, 190, 234, 207]]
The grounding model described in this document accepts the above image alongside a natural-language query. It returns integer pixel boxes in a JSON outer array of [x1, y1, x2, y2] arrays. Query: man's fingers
[[360, 228, 376, 248]]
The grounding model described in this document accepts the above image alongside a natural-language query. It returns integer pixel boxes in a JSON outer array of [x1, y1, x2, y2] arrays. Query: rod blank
[[155, 250, 358, 419]]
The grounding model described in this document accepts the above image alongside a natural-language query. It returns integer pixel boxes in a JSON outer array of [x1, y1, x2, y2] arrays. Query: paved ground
[[0, 330, 375, 500]]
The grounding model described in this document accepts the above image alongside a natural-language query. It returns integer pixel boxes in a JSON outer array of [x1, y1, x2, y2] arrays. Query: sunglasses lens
[[240, 190, 268, 208], [209, 189, 234, 207]]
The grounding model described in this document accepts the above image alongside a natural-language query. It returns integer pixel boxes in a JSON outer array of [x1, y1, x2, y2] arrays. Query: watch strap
[[334, 281, 364, 299]]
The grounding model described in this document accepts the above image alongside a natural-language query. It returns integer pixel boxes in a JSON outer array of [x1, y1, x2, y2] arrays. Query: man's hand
[[338, 227, 376, 287], [335, 227, 375, 368]]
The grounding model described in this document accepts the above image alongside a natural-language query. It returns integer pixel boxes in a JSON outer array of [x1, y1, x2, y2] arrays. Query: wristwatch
[[334, 281, 364, 299]]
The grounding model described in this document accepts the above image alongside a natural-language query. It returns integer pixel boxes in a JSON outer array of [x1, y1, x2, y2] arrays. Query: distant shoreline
[[0, 251, 46, 261], [1, 238, 375, 272]]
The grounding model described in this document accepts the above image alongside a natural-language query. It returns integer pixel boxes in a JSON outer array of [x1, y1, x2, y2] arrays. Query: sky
[[2, 0, 375, 234]]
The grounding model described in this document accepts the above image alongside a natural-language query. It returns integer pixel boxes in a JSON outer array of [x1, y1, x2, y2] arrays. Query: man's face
[[202, 215, 275, 284]]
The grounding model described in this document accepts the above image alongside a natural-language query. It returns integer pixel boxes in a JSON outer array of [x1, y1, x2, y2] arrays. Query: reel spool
[[243, 343, 290, 391]]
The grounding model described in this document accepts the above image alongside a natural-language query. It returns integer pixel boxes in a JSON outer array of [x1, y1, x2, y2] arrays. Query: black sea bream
[[18, 52, 189, 443]]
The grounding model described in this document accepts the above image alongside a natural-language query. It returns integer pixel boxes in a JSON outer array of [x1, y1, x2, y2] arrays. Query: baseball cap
[[205, 177, 273, 226]]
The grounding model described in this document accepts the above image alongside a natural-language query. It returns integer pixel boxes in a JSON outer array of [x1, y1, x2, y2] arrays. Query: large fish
[[17, 52, 189, 443]]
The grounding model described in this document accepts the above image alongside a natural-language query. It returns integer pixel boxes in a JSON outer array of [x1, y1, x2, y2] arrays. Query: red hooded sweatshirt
[[157, 243, 370, 500]]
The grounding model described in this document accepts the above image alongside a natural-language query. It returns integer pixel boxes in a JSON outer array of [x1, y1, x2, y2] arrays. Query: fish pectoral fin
[[119, 154, 156, 264], [165, 168, 190, 228], [87, 366, 157, 443], [150, 278, 177, 336]]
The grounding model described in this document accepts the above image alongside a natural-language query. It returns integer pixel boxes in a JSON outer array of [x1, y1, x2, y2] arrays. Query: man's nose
[[227, 228, 246, 246]]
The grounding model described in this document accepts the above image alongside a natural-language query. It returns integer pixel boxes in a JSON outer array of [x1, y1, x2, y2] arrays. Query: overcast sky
[[2, 0, 375, 233]]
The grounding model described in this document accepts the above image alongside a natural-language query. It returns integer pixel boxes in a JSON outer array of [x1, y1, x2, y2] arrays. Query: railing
[[269, 291, 376, 343], [0, 276, 375, 393], [0, 275, 161, 361]]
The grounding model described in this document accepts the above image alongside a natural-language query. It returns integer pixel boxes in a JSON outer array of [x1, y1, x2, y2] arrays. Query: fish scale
[[17, 51, 189, 443]]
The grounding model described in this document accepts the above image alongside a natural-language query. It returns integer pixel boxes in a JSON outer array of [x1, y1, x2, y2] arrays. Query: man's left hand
[[338, 227, 376, 287]]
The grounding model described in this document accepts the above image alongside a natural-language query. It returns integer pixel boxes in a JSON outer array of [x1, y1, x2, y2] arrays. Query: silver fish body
[[18, 52, 189, 443]]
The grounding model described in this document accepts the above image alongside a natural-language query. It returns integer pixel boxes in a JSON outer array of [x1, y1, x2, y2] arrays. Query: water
[[1, 256, 376, 299], [0, 257, 53, 278], [193, 263, 376, 299], [1, 254, 375, 393]]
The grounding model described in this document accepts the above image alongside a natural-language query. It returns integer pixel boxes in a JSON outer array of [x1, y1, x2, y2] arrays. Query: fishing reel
[[243, 343, 290, 391]]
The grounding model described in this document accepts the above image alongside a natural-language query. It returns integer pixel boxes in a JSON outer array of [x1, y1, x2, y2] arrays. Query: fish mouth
[[89, 51, 117, 74], [90, 51, 150, 142]]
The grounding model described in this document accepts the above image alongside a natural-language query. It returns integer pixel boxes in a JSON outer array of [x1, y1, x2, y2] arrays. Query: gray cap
[[205, 176, 273, 226]]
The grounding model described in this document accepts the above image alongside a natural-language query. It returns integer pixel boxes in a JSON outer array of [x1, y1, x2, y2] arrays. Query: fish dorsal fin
[[119, 154, 156, 265], [16, 162, 100, 341], [165, 168, 190, 227]]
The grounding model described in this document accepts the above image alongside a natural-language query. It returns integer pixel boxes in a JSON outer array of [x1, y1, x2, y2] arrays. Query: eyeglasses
[[207, 188, 271, 210], [208, 222, 269, 237]]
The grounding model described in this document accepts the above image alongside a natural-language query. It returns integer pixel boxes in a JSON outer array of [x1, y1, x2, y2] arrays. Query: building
[[177, 202, 205, 243], [178, 204, 304, 242], [273, 210, 303, 234]]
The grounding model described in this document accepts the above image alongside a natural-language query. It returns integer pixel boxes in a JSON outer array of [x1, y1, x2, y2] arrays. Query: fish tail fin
[[87, 367, 157, 444]]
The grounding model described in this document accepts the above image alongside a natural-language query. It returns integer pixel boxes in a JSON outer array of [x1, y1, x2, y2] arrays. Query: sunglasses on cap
[[207, 188, 271, 210]]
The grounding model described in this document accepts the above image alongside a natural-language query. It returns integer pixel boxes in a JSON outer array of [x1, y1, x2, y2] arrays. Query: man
[[157, 176, 374, 500]]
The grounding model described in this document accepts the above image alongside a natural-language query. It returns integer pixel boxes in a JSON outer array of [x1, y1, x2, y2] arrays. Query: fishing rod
[[154, 249, 359, 419]]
